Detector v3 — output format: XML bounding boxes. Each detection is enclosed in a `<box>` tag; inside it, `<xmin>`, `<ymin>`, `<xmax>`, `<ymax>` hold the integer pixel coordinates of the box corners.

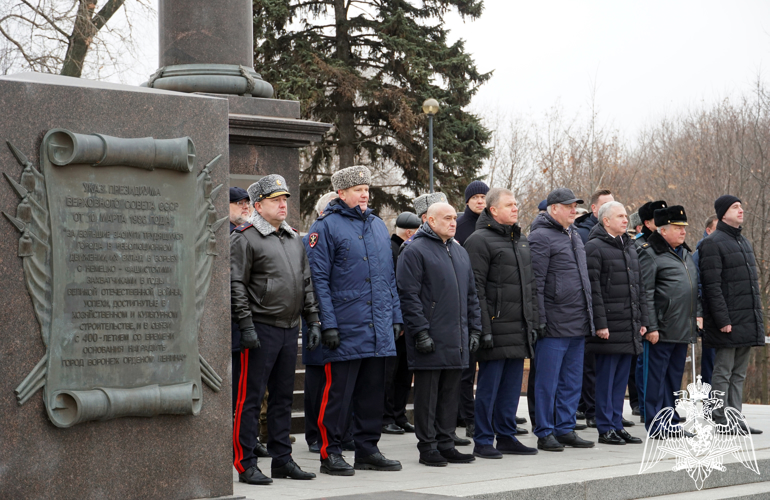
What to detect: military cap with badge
<box><xmin>248</xmin><ymin>174</ymin><xmax>291</xmax><ymax>204</ymax></box>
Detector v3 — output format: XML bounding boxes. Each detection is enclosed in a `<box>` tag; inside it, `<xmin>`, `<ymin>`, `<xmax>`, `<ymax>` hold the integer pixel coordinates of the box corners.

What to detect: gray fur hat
<box><xmin>629</xmin><ymin>211</ymin><xmax>642</xmax><ymax>228</ymax></box>
<box><xmin>414</xmin><ymin>192</ymin><xmax>448</xmax><ymax>217</ymax></box>
<box><xmin>248</xmin><ymin>174</ymin><xmax>291</xmax><ymax>204</ymax></box>
<box><xmin>331</xmin><ymin>165</ymin><xmax>372</xmax><ymax>191</ymax></box>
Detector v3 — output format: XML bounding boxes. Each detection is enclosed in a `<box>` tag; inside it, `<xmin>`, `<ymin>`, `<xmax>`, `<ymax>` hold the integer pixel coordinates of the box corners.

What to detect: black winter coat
<box><xmin>464</xmin><ymin>210</ymin><xmax>538</xmax><ymax>360</ymax></box>
<box><xmin>585</xmin><ymin>224</ymin><xmax>649</xmax><ymax>355</ymax></box>
<box><xmin>638</xmin><ymin>232</ymin><xmax>701</xmax><ymax>344</ymax></box>
<box><xmin>528</xmin><ymin>212</ymin><xmax>594</xmax><ymax>338</ymax></box>
<box><xmin>396</xmin><ymin>223</ymin><xmax>483</xmax><ymax>370</ymax></box>
<box><xmin>699</xmin><ymin>221</ymin><xmax>765</xmax><ymax>349</ymax></box>
<box><xmin>574</xmin><ymin>213</ymin><xmax>598</xmax><ymax>245</ymax></box>
<box><xmin>455</xmin><ymin>205</ymin><xmax>481</xmax><ymax>245</ymax></box>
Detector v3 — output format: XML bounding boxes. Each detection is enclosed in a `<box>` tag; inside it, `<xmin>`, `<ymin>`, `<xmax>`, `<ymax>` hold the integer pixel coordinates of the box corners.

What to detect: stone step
<box><xmin>641</xmin><ymin>480</ymin><xmax>770</xmax><ymax>499</ymax></box>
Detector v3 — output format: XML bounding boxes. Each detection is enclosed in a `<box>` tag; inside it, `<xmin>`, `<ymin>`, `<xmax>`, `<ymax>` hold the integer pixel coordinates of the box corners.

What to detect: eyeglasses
<box><xmin>233</xmin><ymin>200</ymin><xmax>250</xmax><ymax>207</ymax></box>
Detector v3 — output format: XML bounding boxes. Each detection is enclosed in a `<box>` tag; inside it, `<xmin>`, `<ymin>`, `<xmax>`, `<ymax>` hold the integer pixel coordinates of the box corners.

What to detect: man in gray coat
<box><xmin>529</xmin><ymin>188</ymin><xmax>595</xmax><ymax>452</ymax></box>
<box><xmin>638</xmin><ymin>206</ymin><xmax>701</xmax><ymax>433</ymax></box>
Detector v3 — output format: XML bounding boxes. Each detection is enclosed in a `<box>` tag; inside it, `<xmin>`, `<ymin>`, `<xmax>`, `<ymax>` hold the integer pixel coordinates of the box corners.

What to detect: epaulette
<box><xmin>233</xmin><ymin>223</ymin><xmax>253</xmax><ymax>233</ymax></box>
<box><xmin>291</xmin><ymin>227</ymin><xmax>299</xmax><ymax>233</ymax></box>
<box><xmin>642</xmin><ymin>243</ymin><xmax>649</xmax><ymax>248</ymax></box>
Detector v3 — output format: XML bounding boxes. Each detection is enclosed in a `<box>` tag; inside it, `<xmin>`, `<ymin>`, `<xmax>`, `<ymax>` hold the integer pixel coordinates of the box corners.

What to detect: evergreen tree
<box><xmin>253</xmin><ymin>0</ymin><xmax>492</xmax><ymax>216</ymax></box>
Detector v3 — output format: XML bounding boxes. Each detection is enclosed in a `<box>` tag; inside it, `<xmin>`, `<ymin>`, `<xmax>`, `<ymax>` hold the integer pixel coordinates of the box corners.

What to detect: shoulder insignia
<box><xmin>642</xmin><ymin>243</ymin><xmax>650</xmax><ymax>248</ymax></box>
<box><xmin>308</xmin><ymin>232</ymin><xmax>319</xmax><ymax>248</ymax></box>
<box><xmin>291</xmin><ymin>227</ymin><xmax>299</xmax><ymax>233</ymax></box>
<box><xmin>234</xmin><ymin>223</ymin><xmax>253</xmax><ymax>233</ymax></box>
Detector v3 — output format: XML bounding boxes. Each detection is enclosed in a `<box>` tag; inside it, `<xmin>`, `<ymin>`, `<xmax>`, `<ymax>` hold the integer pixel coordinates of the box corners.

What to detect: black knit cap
<box><xmin>714</xmin><ymin>195</ymin><xmax>741</xmax><ymax>220</ymax></box>
<box><xmin>653</xmin><ymin>205</ymin><xmax>688</xmax><ymax>227</ymax></box>
<box><xmin>639</xmin><ymin>200</ymin><xmax>667</xmax><ymax>222</ymax></box>
<box><xmin>395</xmin><ymin>212</ymin><xmax>421</xmax><ymax>229</ymax></box>
<box><xmin>465</xmin><ymin>180</ymin><xmax>490</xmax><ymax>203</ymax></box>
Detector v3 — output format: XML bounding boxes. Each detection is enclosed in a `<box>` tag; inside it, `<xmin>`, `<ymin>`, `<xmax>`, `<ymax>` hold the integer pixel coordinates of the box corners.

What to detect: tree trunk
<box><xmin>60</xmin><ymin>0</ymin><xmax>126</xmax><ymax>77</ymax></box>
<box><xmin>333</xmin><ymin>0</ymin><xmax>355</xmax><ymax>168</ymax></box>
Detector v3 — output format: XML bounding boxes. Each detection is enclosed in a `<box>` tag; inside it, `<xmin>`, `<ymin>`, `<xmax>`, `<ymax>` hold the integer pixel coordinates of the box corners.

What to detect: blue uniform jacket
<box><xmin>304</xmin><ymin>198</ymin><xmax>402</xmax><ymax>363</ymax></box>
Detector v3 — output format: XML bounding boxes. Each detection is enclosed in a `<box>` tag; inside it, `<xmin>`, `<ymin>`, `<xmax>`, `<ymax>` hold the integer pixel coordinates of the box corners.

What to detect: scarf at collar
<box><xmin>249</xmin><ymin>211</ymin><xmax>297</xmax><ymax>238</ymax></box>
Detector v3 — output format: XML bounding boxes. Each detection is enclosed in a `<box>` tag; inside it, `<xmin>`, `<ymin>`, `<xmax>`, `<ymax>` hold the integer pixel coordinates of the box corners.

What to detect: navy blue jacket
<box><xmin>574</xmin><ymin>212</ymin><xmax>598</xmax><ymax>245</ymax></box>
<box><xmin>528</xmin><ymin>212</ymin><xmax>594</xmax><ymax>338</ymax></box>
<box><xmin>455</xmin><ymin>205</ymin><xmax>481</xmax><ymax>246</ymax></box>
<box><xmin>397</xmin><ymin>223</ymin><xmax>482</xmax><ymax>370</ymax></box>
<box><xmin>304</xmin><ymin>199</ymin><xmax>402</xmax><ymax>363</ymax></box>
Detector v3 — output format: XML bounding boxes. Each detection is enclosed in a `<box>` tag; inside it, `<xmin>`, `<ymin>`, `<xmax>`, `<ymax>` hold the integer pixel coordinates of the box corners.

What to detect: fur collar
<box><xmin>249</xmin><ymin>211</ymin><xmax>297</xmax><ymax>238</ymax></box>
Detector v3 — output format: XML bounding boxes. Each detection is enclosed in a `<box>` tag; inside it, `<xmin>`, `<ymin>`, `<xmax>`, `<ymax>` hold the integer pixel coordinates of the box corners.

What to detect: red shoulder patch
<box><xmin>308</xmin><ymin>232</ymin><xmax>319</xmax><ymax>248</ymax></box>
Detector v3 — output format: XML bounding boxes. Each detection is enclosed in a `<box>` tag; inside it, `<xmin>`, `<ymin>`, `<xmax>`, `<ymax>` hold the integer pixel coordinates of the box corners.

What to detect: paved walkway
<box><xmin>232</xmin><ymin>399</ymin><xmax>770</xmax><ymax>500</ymax></box>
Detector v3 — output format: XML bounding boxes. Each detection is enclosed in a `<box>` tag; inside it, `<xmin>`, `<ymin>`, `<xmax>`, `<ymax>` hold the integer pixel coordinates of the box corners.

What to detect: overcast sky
<box><xmin>128</xmin><ymin>1</ymin><xmax>770</xmax><ymax>142</ymax></box>
<box><xmin>443</xmin><ymin>0</ymin><xmax>770</xmax><ymax>140</ymax></box>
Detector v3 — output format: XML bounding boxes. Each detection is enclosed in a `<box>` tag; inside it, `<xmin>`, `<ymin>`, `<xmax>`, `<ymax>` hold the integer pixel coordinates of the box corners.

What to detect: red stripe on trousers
<box><xmin>233</xmin><ymin>349</ymin><xmax>249</xmax><ymax>473</ymax></box>
<box><xmin>317</xmin><ymin>362</ymin><xmax>333</xmax><ymax>459</ymax></box>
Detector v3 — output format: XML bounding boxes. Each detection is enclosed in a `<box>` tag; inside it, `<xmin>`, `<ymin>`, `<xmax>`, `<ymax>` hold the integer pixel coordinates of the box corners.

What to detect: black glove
<box><xmin>322</xmin><ymin>328</ymin><xmax>340</xmax><ymax>350</ymax></box>
<box><xmin>239</xmin><ymin>325</ymin><xmax>260</xmax><ymax>352</ymax></box>
<box><xmin>306</xmin><ymin>323</ymin><xmax>321</xmax><ymax>351</ymax></box>
<box><xmin>480</xmin><ymin>332</ymin><xmax>493</xmax><ymax>349</ymax></box>
<box><xmin>414</xmin><ymin>330</ymin><xmax>435</xmax><ymax>353</ymax></box>
<box><xmin>393</xmin><ymin>323</ymin><xmax>403</xmax><ymax>340</ymax></box>
<box><xmin>469</xmin><ymin>330</ymin><xmax>481</xmax><ymax>353</ymax></box>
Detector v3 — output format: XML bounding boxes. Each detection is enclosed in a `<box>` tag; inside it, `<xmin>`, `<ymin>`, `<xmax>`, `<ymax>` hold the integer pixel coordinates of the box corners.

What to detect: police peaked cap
<box><xmin>653</xmin><ymin>205</ymin><xmax>688</xmax><ymax>227</ymax></box>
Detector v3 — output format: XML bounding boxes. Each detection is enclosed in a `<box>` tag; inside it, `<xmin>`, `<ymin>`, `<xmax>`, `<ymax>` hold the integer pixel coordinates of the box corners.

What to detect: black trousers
<box><xmin>317</xmin><ymin>356</ymin><xmax>387</xmax><ymax>460</ymax></box>
<box><xmin>577</xmin><ymin>351</ymin><xmax>596</xmax><ymax>418</ymax></box>
<box><xmin>383</xmin><ymin>335</ymin><xmax>412</xmax><ymax>427</ymax></box>
<box><xmin>414</xmin><ymin>369</ymin><xmax>462</xmax><ymax>453</ymax></box>
<box><xmin>628</xmin><ymin>354</ymin><xmax>639</xmax><ymax>410</ymax></box>
<box><xmin>233</xmin><ymin>323</ymin><xmax>297</xmax><ymax>472</ymax></box>
<box><xmin>304</xmin><ymin>364</ymin><xmax>324</xmax><ymax>446</ymax></box>
<box><xmin>457</xmin><ymin>351</ymin><xmax>476</xmax><ymax>425</ymax></box>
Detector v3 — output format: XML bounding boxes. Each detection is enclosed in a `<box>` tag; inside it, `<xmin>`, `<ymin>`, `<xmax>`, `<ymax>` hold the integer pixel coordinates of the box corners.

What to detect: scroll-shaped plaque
<box><xmin>3</xmin><ymin>129</ymin><xmax>226</xmax><ymax>428</ymax></box>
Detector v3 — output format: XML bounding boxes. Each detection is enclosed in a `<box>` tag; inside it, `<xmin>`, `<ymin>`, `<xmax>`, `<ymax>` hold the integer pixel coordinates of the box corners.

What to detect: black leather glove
<box><xmin>414</xmin><ymin>330</ymin><xmax>435</xmax><ymax>353</ymax></box>
<box><xmin>469</xmin><ymin>330</ymin><xmax>481</xmax><ymax>353</ymax></box>
<box><xmin>480</xmin><ymin>332</ymin><xmax>493</xmax><ymax>350</ymax></box>
<box><xmin>306</xmin><ymin>323</ymin><xmax>321</xmax><ymax>351</ymax></box>
<box><xmin>239</xmin><ymin>325</ymin><xmax>260</xmax><ymax>352</ymax></box>
<box><xmin>322</xmin><ymin>328</ymin><xmax>340</xmax><ymax>350</ymax></box>
<box><xmin>393</xmin><ymin>323</ymin><xmax>403</xmax><ymax>340</ymax></box>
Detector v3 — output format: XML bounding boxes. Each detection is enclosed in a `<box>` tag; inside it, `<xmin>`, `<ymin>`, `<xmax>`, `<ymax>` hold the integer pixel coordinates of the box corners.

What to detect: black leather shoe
<box><xmin>515</xmin><ymin>427</ymin><xmax>529</xmax><ymax>435</ymax></box>
<box><xmin>419</xmin><ymin>449</ymin><xmax>447</xmax><ymax>467</ymax></box>
<box><xmin>496</xmin><ymin>436</ymin><xmax>537</xmax><ymax>455</ymax></box>
<box><xmin>354</xmin><ymin>452</ymin><xmax>402</xmax><ymax>471</ymax></box>
<box><xmin>537</xmin><ymin>434</ymin><xmax>564</xmax><ymax>452</ymax></box>
<box><xmin>632</xmin><ymin>407</ymin><xmax>641</xmax><ymax>416</ymax></box>
<box><xmin>465</xmin><ymin>421</ymin><xmax>475</xmax><ymax>438</ymax></box>
<box><xmin>451</xmin><ymin>431</ymin><xmax>471</xmax><ymax>446</ymax></box>
<box><xmin>516</xmin><ymin>416</ymin><xmax>528</xmax><ymax>424</ymax></box>
<box><xmin>574</xmin><ymin>423</ymin><xmax>587</xmax><ymax>431</ymax></box>
<box><xmin>621</xmin><ymin>417</ymin><xmax>635</xmax><ymax>427</ymax></box>
<box><xmin>400</xmin><ymin>422</ymin><xmax>416</xmax><ymax>433</ymax></box>
<box><xmin>576</xmin><ymin>411</ymin><xmax>586</xmax><ymax>420</ymax></box>
<box><xmin>342</xmin><ymin>440</ymin><xmax>355</xmax><ymax>451</ymax></box>
<box><xmin>308</xmin><ymin>441</ymin><xmax>321</xmax><ymax>453</ymax></box>
<box><xmin>598</xmin><ymin>430</ymin><xmax>625</xmax><ymax>445</ymax></box>
<box><xmin>320</xmin><ymin>454</ymin><xmax>354</xmax><ymax>476</ymax></box>
<box><xmin>254</xmin><ymin>441</ymin><xmax>270</xmax><ymax>458</ymax></box>
<box><xmin>439</xmin><ymin>447</ymin><xmax>475</xmax><ymax>463</ymax></box>
<box><xmin>382</xmin><ymin>423</ymin><xmax>405</xmax><ymax>435</ymax></box>
<box><xmin>586</xmin><ymin>416</ymin><xmax>597</xmax><ymax>428</ymax></box>
<box><xmin>739</xmin><ymin>423</ymin><xmax>763</xmax><ymax>435</ymax></box>
<box><xmin>239</xmin><ymin>465</ymin><xmax>273</xmax><ymax>485</ymax></box>
<box><xmin>616</xmin><ymin>429</ymin><xmax>642</xmax><ymax>444</ymax></box>
<box><xmin>556</xmin><ymin>431</ymin><xmax>595</xmax><ymax>448</ymax></box>
<box><xmin>272</xmin><ymin>460</ymin><xmax>316</xmax><ymax>480</ymax></box>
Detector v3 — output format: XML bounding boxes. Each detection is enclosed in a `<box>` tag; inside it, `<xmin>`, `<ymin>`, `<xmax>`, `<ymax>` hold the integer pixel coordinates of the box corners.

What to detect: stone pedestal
<box><xmin>0</xmin><ymin>73</ymin><xmax>234</xmax><ymax>500</ymax></box>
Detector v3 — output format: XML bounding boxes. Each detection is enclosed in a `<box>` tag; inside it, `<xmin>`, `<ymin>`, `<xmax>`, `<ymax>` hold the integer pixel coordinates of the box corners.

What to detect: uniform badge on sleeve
<box><xmin>309</xmin><ymin>233</ymin><xmax>319</xmax><ymax>248</ymax></box>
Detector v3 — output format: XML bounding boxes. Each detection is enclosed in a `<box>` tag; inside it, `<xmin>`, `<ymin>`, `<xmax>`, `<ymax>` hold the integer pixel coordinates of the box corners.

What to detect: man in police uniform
<box><xmin>305</xmin><ymin>165</ymin><xmax>404</xmax><ymax>476</ymax></box>
<box><xmin>231</xmin><ymin>175</ymin><xmax>322</xmax><ymax>485</ymax></box>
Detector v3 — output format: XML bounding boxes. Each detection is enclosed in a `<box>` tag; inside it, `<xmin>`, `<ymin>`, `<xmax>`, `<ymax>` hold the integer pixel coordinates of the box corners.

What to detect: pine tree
<box><xmin>253</xmin><ymin>0</ymin><xmax>492</xmax><ymax>216</ymax></box>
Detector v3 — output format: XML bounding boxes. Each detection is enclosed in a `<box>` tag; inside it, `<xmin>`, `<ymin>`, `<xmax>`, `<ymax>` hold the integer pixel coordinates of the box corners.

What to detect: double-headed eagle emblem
<box><xmin>640</xmin><ymin>376</ymin><xmax>760</xmax><ymax>489</ymax></box>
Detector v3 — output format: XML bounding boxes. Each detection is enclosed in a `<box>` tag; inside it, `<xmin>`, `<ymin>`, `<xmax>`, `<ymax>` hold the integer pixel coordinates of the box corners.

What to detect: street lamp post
<box><xmin>422</xmin><ymin>98</ymin><xmax>440</xmax><ymax>193</ymax></box>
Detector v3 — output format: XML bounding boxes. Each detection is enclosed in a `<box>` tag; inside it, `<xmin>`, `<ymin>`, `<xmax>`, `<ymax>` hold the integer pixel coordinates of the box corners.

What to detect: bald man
<box><xmin>397</xmin><ymin>203</ymin><xmax>483</xmax><ymax>466</ymax></box>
